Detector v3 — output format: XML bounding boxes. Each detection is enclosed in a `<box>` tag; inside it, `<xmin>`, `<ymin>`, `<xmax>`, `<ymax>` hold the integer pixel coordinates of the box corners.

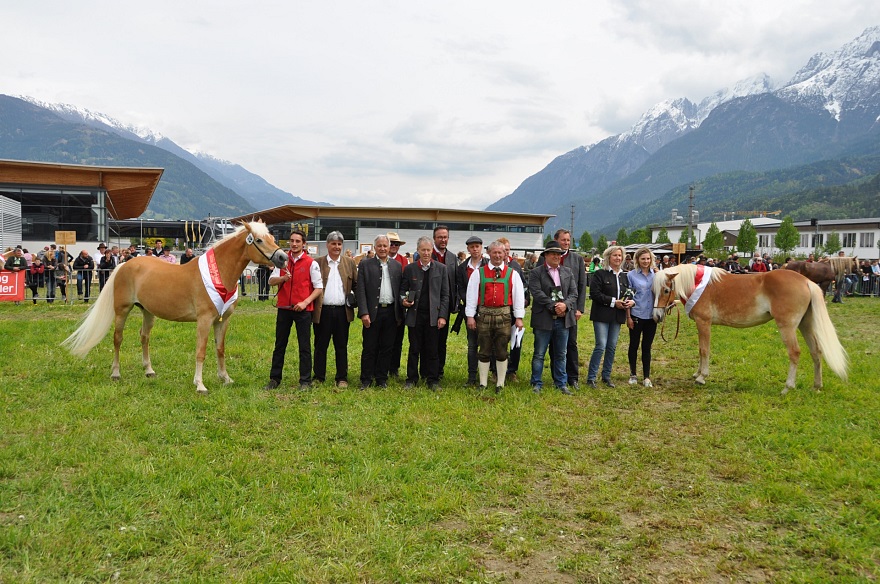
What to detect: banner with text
<box><xmin>0</xmin><ymin>271</ymin><xmax>26</xmax><ymax>302</ymax></box>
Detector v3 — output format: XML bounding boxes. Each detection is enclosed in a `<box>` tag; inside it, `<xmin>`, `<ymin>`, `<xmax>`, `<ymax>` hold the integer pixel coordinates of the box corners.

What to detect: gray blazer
<box><xmin>538</xmin><ymin>251</ymin><xmax>587</xmax><ymax>312</ymax></box>
<box><xmin>399</xmin><ymin>261</ymin><xmax>450</xmax><ymax>327</ymax></box>
<box><xmin>529</xmin><ymin>263</ymin><xmax>578</xmax><ymax>330</ymax></box>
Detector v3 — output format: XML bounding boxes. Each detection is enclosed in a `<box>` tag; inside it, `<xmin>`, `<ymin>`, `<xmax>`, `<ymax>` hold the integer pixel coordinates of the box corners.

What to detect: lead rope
<box><xmin>659</xmin><ymin>303</ymin><xmax>680</xmax><ymax>342</ymax></box>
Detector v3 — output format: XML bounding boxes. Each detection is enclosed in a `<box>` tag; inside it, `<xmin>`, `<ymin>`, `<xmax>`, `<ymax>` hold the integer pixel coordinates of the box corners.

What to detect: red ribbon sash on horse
<box><xmin>684</xmin><ymin>265</ymin><xmax>712</xmax><ymax>316</ymax></box>
<box><xmin>198</xmin><ymin>248</ymin><xmax>239</xmax><ymax>318</ymax></box>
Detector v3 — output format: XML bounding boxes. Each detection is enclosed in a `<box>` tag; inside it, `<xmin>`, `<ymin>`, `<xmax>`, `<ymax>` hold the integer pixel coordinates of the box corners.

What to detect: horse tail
<box><xmin>807</xmin><ymin>282</ymin><xmax>849</xmax><ymax>381</ymax></box>
<box><xmin>62</xmin><ymin>269</ymin><xmax>119</xmax><ymax>357</ymax></box>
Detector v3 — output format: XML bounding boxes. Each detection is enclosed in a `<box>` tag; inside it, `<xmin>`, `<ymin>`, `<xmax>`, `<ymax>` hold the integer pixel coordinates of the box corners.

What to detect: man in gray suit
<box><xmin>400</xmin><ymin>236</ymin><xmax>450</xmax><ymax>390</ymax></box>
<box><xmin>356</xmin><ymin>234</ymin><xmax>402</xmax><ymax>389</ymax></box>
<box><xmin>529</xmin><ymin>240</ymin><xmax>578</xmax><ymax>394</ymax></box>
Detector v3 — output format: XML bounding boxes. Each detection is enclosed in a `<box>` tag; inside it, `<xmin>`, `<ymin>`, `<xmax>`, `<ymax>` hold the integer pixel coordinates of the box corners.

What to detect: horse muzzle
<box><xmin>271</xmin><ymin>250</ymin><xmax>288</xmax><ymax>269</ymax></box>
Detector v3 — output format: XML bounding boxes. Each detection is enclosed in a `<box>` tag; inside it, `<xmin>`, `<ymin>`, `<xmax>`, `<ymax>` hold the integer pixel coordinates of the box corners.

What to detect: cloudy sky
<box><xmin>3</xmin><ymin>1</ymin><xmax>879</xmax><ymax>210</ymax></box>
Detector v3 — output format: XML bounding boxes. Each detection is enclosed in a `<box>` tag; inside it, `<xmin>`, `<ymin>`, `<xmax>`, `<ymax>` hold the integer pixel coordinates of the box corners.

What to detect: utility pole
<box><xmin>570</xmin><ymin>204</ymin><xmax>575</xmax><ymax>240</ymax></box>
<box><xmin>687</xmin><ymin>185</ymin><xmax>695</xmax><ymax>248</ymax></box>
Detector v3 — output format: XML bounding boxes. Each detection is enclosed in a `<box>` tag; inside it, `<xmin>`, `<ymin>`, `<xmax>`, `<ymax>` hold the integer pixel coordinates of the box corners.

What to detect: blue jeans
<box><xmin>588</xmin><ymin>320</ymin><xmax>622</xmax><ymax>382</ymax></box>
<box><xmin>530</xmin><ymin>319</ymin><xmax>569</xmax><ymax>389</ymax></box>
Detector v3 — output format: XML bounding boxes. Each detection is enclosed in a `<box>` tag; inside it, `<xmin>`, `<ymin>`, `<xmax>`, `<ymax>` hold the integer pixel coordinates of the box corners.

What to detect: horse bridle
<box><xmin>655</xmin><ymin>276</ymin><xmax>681</xmax><ymax>342</ymax></box>
<box><xmin>245</xmin><ymin>232</ymin><xmax>285</xmax><ymax>266</ymax></box>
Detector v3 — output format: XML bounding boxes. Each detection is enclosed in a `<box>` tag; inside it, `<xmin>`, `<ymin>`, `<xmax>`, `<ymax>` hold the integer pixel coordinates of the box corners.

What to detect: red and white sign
<box><xmin>0</xmin><ymin>271</ymin><xmax>26</xmax><ymax>302</ymax></box>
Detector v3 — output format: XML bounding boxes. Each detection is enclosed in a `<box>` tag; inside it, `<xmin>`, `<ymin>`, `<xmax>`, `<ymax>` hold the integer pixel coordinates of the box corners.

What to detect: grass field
<box><xmin>1</xmin><ymin>295</ymin><xmax>878</xmax><ymax>583</ymax></box>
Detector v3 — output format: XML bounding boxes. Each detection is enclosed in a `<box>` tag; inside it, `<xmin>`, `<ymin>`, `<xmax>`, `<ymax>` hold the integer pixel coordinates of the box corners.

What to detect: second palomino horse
<box><xmin>652</xmin><ymin>265</ymin><xmax>847</xmax><ymax>393</ymax></box>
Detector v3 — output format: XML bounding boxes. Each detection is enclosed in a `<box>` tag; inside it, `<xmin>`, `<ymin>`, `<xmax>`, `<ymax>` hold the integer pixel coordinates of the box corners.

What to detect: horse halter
<box><xmin>245</xmin><ymin>232</ymin><xmax>287</xmax><ymax>267</ymax></box>
<box><xmin>654</xmin><ymin>276</ymin><xmax>678</xmax><ymax>316</ymax></box>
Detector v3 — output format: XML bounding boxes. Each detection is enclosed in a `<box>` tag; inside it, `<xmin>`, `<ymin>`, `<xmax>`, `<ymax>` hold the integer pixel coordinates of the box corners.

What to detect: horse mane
<box><xmin>826</xmin><ymin>256</ymin><xmax>857</xmax><ymax>277</ymax></box>
<box><xmin>654</xmin><ymin>264</ymin><xmax>727</xmax><ymax>299</ymax></box>
<box><xmin>209</xmin><ymin>219</ymin><xmax>270</xmax><ymax>250</ymax></box>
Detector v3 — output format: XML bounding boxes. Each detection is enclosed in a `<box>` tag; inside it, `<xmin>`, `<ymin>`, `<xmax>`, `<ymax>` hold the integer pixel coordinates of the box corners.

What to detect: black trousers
<box><xmin>628</xmin><ymin>316</ymin><xmax>658</xmax><ymax>378</ymax></box>
<box><xmin>466</xmin><ymin>326</ymin><xmax>479</xmax><ymax>382</ymax></box>
<box><xmin>390</xmin><ymin>320</ymin><xmax>406</xmax><ymax>376</ymax></box>
<box><xmin>360</xmin><ymin>306</ymin><xmax>397</xmax><ymax>385</ymax></box>
<box><xmin>269</xmin><ymin>309</ymin><xmax>313</xmax><ymax>384</ymax></box>
<box><xmin>406</xmin><ymin>312</ymin><xmax>440</xmax><ymax>385</ymax></box>
<box><xmin>313</xmin><ymin>305</ymin><xmax>350</xmax><ymax>382</ymax></box>
<box><xmin>437</xmin><ymin>323</ymin><xmax>450</xmax><ymax>378</ymax></box>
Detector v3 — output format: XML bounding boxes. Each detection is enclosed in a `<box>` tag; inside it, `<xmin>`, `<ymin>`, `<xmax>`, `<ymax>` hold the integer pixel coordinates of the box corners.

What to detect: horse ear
<box><xmin>667</xmin><ymin>272</ymin><xmax>679</xmax><ymax>281</ymax></box>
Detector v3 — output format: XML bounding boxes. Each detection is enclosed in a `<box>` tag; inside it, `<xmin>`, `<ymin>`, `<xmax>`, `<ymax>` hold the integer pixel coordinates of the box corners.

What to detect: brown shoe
<box><xmin>336</xmin><ymin>380</ymin><xmax>349</xmax><ymax>389</ymax></box>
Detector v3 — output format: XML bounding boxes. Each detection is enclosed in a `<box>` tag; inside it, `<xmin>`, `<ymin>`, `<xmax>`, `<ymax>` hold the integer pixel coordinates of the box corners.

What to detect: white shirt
<box><xmin>323</xmin><ymin>256</ymin><xmax>345</xmax><ymax>306</ymax></box>
<box><xmin>464</xmin><ymin>262</ymin><xmax>525</xmax><ymax>319</ymax></box>
<box><xmin>378</xmin><ymin>259</ymin><xmax>394</xmax><ymax>304</ymax></box>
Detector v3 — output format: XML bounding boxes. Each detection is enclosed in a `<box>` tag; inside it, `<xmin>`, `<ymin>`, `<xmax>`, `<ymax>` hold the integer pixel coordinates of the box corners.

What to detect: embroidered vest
<box><xmin>277</xmin><ymin>254</ymin><xmax>315</xmax><ymax>311</ymax></box>
<box><xmin>478</xmin><ymin>264</ymin><xmax>513</xmax><ymax>307</ymax></box>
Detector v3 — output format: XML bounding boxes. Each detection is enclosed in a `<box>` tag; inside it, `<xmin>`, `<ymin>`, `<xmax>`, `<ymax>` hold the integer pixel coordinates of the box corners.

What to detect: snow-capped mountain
<box><xmin>776</xmin><ymin>26</ymin><xmax>880</xmax><ymax>122</ymax></box>
<box><xmin>489</xmin><ymin>27</ymin><xmax>880</xmax><ymax>235</ymax></box>
<box><xmin>18</xmin><ymin>96</ymin><xmax>327</xmax><ymax>210</ymax></box>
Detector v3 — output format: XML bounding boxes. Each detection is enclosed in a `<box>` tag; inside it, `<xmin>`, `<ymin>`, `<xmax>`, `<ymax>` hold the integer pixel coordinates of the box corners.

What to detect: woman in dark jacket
<box><xmin>98</xmin><ymin>250</ymin><xmax>116</xmax><ymax>291</ymax></box>
<box><xmin>586</xmin><ymin>245</ymin><xmax>634</xmax><ymax>388</ymax></box>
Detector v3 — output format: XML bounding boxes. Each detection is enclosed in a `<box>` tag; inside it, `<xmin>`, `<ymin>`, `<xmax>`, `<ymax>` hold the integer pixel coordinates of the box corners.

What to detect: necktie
<box><xmin>494</xmin><ymin>267</ymin><xmax>501</xmax><ymax>279</ymax></box>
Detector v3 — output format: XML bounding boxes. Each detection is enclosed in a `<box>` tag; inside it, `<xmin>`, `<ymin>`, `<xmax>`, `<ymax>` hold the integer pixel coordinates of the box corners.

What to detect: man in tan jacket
<box><xmin>313</xmin><ymin>231</ymin><xmax>357</xmax><ymax>388</ymax></box>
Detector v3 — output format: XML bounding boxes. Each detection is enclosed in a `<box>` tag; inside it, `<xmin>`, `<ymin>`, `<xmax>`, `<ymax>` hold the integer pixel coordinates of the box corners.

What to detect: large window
<box><xmin>860</xmin><ymin>232</ymin><xmax>875</xmax><ymax>248</ymax></box>
<box><xmin>0</xmin><ymin>186</ymin><xmax>106</xmax><ymax>242</ymax></box>
<box><xmin>842</xmin><ymin>233</ymin><xmax>857</xmax><ymax>248</ymax></box>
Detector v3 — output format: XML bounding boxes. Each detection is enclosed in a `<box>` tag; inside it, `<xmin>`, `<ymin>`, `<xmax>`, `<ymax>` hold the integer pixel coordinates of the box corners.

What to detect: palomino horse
<box><xmin>63</xmin><ymin>221</ymin><xmax>287</xmax><ymax>393</ymax></box>
<box><xmin>652</xmin><ymin>265</ymin><xmax>847</xmax><ymax>393</ymax></box>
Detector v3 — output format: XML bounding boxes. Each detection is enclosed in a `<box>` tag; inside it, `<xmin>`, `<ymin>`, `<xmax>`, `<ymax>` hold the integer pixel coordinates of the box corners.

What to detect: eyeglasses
<box><xmin>390</xmin><ymin>242</ymin><xmax>401</xmax><ymax>246</ymax></box>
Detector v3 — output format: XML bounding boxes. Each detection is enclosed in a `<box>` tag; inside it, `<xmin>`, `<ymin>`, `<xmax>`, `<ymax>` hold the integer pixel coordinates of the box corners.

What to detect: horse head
<box><xmin>652</xmin><ymin>271</ymin><xmax>680</xmax><ymax>322</ymax></box>
<box><xmin>242</xmin><ymin>221</ymin><xmax>288</xmax><ymax>269</ymax></box>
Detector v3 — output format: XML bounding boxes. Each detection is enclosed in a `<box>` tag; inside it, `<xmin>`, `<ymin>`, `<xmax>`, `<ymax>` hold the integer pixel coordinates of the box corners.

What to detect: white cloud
<box><xmin>2</xmin><ymin>1</ymin><xmax>879</xmax><ymax>211</ymax></box>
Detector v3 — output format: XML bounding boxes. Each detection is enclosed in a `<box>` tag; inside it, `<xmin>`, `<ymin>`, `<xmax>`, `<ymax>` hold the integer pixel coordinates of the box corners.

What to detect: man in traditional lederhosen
<box><xmin>465</xmin><ymin>240</ymin><xmax>525</xmax><ymax>393</ymax></box>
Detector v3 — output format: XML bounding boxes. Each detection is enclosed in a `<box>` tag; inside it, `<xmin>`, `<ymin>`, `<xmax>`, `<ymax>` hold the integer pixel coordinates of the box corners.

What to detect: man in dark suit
<box><xmin>455</xmin><ymin>235</ymin><xmax>487</xmax><ymax>386</ymax></box>
<box><xmin>537</xmin><ymin>228</ymin><xmax>588</xmax><ymax>388</ymax></box>
<box><xmin>313</xmin><ymin>231</ymin><xmax>358</xmax><ymax>388</ymax></box>
<box><xmin>400</xmin><ymin>236</ymin><xmax>450</xmax><ymax>390</ymax></box>
<box><xmin>529</xmin><ymin>241</ymin><xmax>578</xmax><ymax>394</ymax></box>
<box><xmin>430</xmin><ymin>225</ymin><xmax>457</xmax><ymax>379</ymax></box>
<box><xmin>356</xmin><ymin>234</ymin><xmax>403</xmax><ymax>389</ymax></box>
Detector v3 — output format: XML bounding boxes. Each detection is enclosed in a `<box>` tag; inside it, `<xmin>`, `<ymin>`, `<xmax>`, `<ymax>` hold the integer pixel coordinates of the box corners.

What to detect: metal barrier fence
<box><xmin>19</xmin><ymin>265</ymin><xmax>278</xmax><ymax>305</ymax></box>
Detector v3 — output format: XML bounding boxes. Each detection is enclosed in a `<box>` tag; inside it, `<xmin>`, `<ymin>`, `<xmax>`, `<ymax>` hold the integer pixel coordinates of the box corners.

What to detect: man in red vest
<box><xmin>265</xmin><ymin>229</ymin><xmax>323</xmax><ymax>390</ymax></box>
<box><xmin>464</xmin><ymin>240</ymin><xmax>525</xmax><ymax>393</ymax></box>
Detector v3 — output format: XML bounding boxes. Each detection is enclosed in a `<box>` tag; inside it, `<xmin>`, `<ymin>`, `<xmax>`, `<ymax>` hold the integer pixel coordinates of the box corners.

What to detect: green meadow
<box><xmin>1</xmin><ymin>296</ymin><xmax>878</xmax><ymax>583</ymax></box>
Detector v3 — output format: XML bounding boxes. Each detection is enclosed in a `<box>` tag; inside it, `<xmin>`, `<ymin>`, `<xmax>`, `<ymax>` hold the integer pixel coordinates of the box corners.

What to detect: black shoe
<box><xmin>559</xmin><ymin>386</ymin><xmax>573</xmax><ymax>395</ymax></box>
<box><xmin>428</xmin><ymin>382</ymin><xmax>441</xmax><ymax>391</ymax></box>
<box><xmin>586</xmin><ymin>379</ymin><xmax>598</xmax><ymax>389</ymax></box>
<box><xmin>359</xmin><ymin>383</ymin><xmax>369</xmax><ymax>391</ymax></box>
<box><xmin>479</xmin><ymin>385</ymin><xmax>488</xmax><ymax>391</ymax></box>
<box><xmin>404</xmin><ymin>381</ymin><xmax>416</xmax><ymax>389</ymax></box>
<box><xmin>378</xmin><ymin>381</ymin><xmax>388</xmax><ymax>388</ymax></box>
<box><xmin>465</xmin><ymin>379</ymin><xmax>478</xmax><ymax>388</ymax></box>
<box><xmin>571</xmin><ymin>380</ymin><xmax>580</xmax><ymax>390</ymax></box>
<box><xmin>602</xmin><ymin>378</ymin><xmax>616</xmax><ymax>388</ymax></box>
<box><xmin>532</xmin><ymin>386</ymin><xmax>541</xmax><ymax>394</ymax></box>
<box><xmin>263</xmin><ymin>379</ymin><xmax>280</xmax><ymax>391</ymax></box>
<box><xmin>299</xmin><ymin>381</ymin><xmax>312</xmax><ymax>390</ymax></box>
<box><xmin>494</xmin><ymin>386</ymin><xmax>502</xmax><ymax>394</ymax></box>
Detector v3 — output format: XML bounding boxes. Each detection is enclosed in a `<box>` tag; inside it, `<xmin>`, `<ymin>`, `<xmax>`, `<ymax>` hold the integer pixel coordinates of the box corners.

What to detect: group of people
<box><xmin>261</xmin><ymin>227</ymin><xmax>663</xmax><ymax>395</ymax></box>
<box><xmin>2</xmin><ymin>241</ymin><xmax>197</xmax><ymax>304</ymax></box>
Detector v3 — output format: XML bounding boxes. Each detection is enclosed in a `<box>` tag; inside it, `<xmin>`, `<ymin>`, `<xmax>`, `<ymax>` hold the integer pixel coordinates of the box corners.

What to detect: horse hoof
<box><xmin>196</xmin><ymin>388</ymin><xmax>209</xmax><ymax>395</ymax></box>
<box><xmin>111</xmin><ymin>375</ymin><xmax>120</xmax><ymax>381</ymax></box>
<box><xmin>695</xmin><ymin>378</ymin><xmax>706</xmax><ymax>385</ymax></box>
<box><xmin>145</xmin><ymin>372</ymin><xmax>157</xmax><ymax>378</ymax></box>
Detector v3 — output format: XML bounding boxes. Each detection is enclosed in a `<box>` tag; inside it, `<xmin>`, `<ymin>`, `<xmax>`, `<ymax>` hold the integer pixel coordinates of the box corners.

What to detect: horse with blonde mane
<box><xmin>652</xmin><ymin>264</ymin><xmax>847</xmax><ymax>393</ymax></box>
<box><xmin>63</xmin><ymin>220</ymin><xmax>287</xmax><ymax>394</ymax></box>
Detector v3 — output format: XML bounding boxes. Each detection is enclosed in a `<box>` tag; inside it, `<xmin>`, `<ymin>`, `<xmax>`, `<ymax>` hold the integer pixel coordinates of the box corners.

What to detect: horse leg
<box><xmin>193</xmin><ymin>318</ymin><xmax>212</xmax><ymax>394</ymax></box>
<box><xmin>694</xmin><ymin>318</ymin><xmax>711</xmax><ymax>385</ymax></box>
<box><xmin>778</xmin><ymin>324</ymin><xmax>801</xmax><ymax>394</ymax></box>
<box><xmin>212</xmin><ymin>318</ymin><xmax>234</xmax><ymax>385</ymax></box>
<box><xmin>111</xmin><ymin>307</ymin><xmax>132</xmax><ymax>381</ymax></box>
<box><xmin>140</xmin><ymin>310</ymin><xmax>157</xmax><ymax>378</ymax></box>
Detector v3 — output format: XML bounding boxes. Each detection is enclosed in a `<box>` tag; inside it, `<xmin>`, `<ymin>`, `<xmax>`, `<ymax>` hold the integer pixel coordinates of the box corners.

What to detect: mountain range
<box><xmin>488</xmin><ymin>26</ymin><xmax>880</xmax><ymax>236</ymax></box>
<box><xmin>0</xmin><ymin>95</ymin><xmax>327</xmax><ymax>219</ymax></box>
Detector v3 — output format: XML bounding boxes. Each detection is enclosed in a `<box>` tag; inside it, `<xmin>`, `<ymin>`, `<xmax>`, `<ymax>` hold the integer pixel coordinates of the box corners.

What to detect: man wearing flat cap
<box><xmin>529</xmin><ymin>241</ymin><xmax>578</xmax><ymax>394</ymax></box>
<box><xmin>455</xmin><ymin>235</ymin><xmax>487</xmax><ymax>386</ymax></box>
<box><xmin>386</xmin><ymin>231</ymin><xmax>408</xmax><ymax>378</ymax></box>
<box><xmin>465</xmin><ymin>239</ymin><xmax>525</xmax><ymax>393</ymax></box>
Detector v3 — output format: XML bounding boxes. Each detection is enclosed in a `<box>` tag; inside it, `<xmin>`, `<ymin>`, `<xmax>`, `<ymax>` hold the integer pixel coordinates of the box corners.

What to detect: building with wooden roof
<box><xmin>0</xmin><ymin>159</ymin><xmax>162</xmax><ymax>250</ymax></box>
<box><xmin>229</xmin><ymin>204</ymin><xmax>553</xmax><ymax>256</ymax></box>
